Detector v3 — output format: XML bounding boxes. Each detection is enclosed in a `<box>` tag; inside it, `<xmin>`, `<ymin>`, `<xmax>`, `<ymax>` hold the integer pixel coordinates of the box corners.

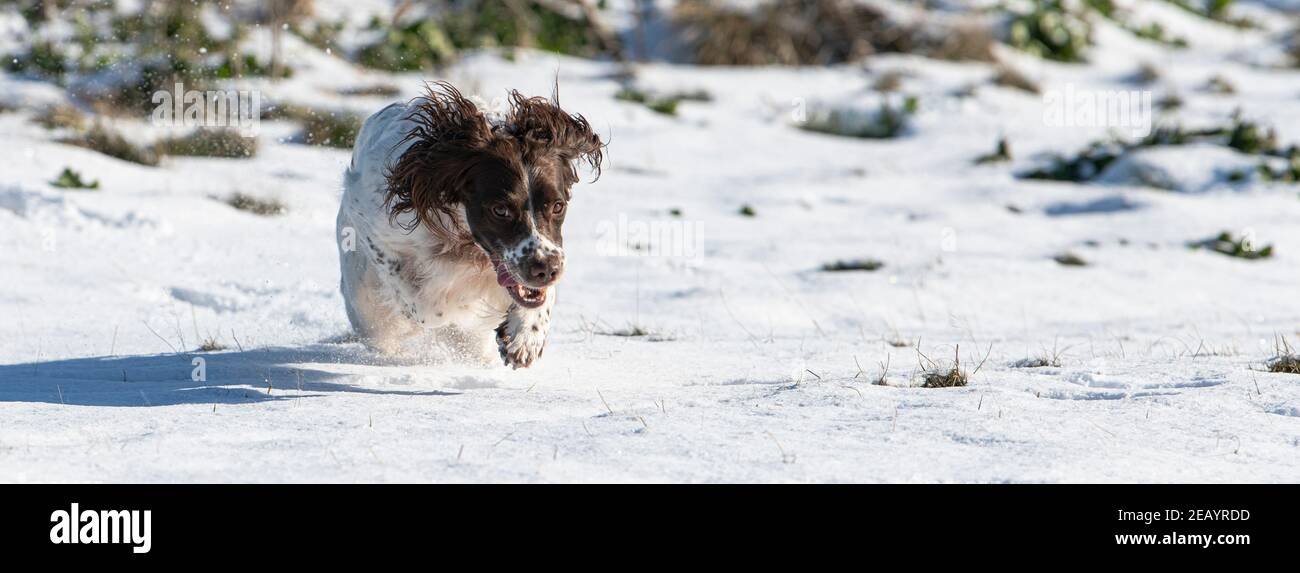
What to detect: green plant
<box><xmin>1161</xmin><ymin>0</ymin><xmax>1255</xmax><ymax>28</ymax></box>
<box><xmin>1188</xmin><ymin>231</ymin><xmax>1273</xmax><ymax>260</ymax></box>
<box><xmin>1021</xmin><ymin>142</ymin><xmax>1124</xmax><ymax>182</ymax></box>
<box><xmin>738</xmin><ymin>204</ymin><xmax>756</xmax><ymax>217</ymax></box>
<box><xmin>4</xmin><ymin>41</ymin><xmax>68</xmax><ymax>80</ymax></box>
<box><xmin>356</xmin><ymin>17</ymin><xmax>456</xmax><ymax>71</ymax></box>
<box><xmin>50</xmin><ymin>167</ymin><xmax>99</xmax><ymax>190</ymax></box>
<box><xmin>1007</xmin><ymin>1</ymin><xmax>1092</xmax><ymax>63</ymax></box>
<box><xmin>615</xmin><ymin>88</ymin><xmax>704</xmax><ymax>116</ymax></box>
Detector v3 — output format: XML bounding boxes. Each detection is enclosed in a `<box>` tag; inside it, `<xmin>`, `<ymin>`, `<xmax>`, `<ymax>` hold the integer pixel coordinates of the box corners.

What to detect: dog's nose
<box><xmin>527</xmin><ymin>257</ymin><xmax>563</xmax><ymax>284</ymax></box>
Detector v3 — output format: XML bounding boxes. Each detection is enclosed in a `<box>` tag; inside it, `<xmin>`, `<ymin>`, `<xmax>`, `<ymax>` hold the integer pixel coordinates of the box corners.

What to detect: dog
<box><xmin>336</xmin><ymin>82</ymin><xmax>602</xmax><ymax>368</ymax></box>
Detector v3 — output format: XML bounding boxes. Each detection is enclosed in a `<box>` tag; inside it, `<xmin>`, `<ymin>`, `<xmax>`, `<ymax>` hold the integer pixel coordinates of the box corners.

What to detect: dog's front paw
<box><xmin>496</xmin><ymin>314</ymin><xmax>546</xmax><ymax>369</ymax></box>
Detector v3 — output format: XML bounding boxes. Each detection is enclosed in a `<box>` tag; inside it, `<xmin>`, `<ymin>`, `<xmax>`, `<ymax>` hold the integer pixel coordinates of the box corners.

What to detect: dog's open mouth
<box><xmin>493</xmin><ymin>259</ymin><xmax>547</xmax><ymax>309</ymax></box>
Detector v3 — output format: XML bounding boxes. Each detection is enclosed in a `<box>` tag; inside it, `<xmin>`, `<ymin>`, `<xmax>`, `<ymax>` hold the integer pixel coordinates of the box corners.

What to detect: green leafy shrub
<box><xmin>357</xmin><ymin>17</ymin><xmax>456</xmax><ymax>71</ymax></box>
<box><xmin>50</xmin><ymin>167</ymin><xmax>99</xmax><ymax>190</ymax></box>
<box><xmin>1021</xmin><ymin>142</ymin><xmax>1124</xmax><ymax>182</ymax></box>
<box><xmin>1023</xmin><ymin>116</ymin><xmax>1290</xmax><ymax>183</ymax></box>
<box><xmin>1007</xmin><ymin>1</ymin><xmax>1092</xmax><ymax>63</ymax></box>
<box><xmin>355</xmin><ymin>2</ymin><xmax>605</xmax><ymax>72</ymax></box>
<box><xmin>4</xmin><ymin>41</ymin><xmax>69</xmax><ymax>80</ymax></box>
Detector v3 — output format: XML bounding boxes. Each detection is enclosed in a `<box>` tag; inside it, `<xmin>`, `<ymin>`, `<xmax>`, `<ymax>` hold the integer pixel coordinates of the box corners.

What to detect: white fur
<box><xmin>336</xmin><ymin>102</ymin><xmax>551</xmax><ymax>367</ymax></box>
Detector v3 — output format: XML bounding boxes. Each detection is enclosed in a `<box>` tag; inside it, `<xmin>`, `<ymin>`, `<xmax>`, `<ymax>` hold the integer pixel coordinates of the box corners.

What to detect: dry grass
<box><xmin>1012</xmin><ymin>341</ymin><xmax>1064</xmax><ymax>368</ymax></box>
<box><xmin>992</xmin><ymin>64</ymin><xmax>1040</xmax><ymax>94</ymax></box>
<box><xmin>60</xmin><ymin>122</ymin><xmax>160</xmax><ymax>166</ymax></box>
<box><xmin>914</xmin><ymin>345</ymin><xmax>978</xmax><ymax>389</ymax></box>
<box><xmin>1267</xmin><ymin>336</ymin><xmax>1300</xmax><ymax>374</ymax></box>
<box><xmin>33</xmin><ymin>103</ymin><xmax>86</xmax><ymax>130</ymax></box>
<box><xmin>674</xmin><ymin>1</ymin><xmax>994</xmax><ymax>66</ymax></box>
<box><xmin>335</xmin><ymin>84</ymin><xmax>402</xmax><ymax>97</ymax></box>
<box><xmin>223</xmin><ymin>193</ymin><xmax>286</xmax><ymax>216</ymax></box>
<box><xmin>297</xmin><ymin>109</ymin><xmax>362</xmax><ymax>148</ymax></box>
<box><xmin>197</xmin><ymin>337</ymin><xmax>228</xmax><ymax>352</ymax></box>
<box><xmin>1204</xmin><ymin>74</ymin><xmax>1236</xmax><ymax>95</ymax></box>
<box><xmin>821</xmin><ymin>258</ymin><xmax>885</xmax><ymax>272</ymax></box>
<box><xmin>974</xmin><ymin>137</ymin><xmax>1013</xmax><ymax>164</ymax></box>
<box><xmin>1054</xmin><ymin>252</ymin><xmax>1088</xmax><ymax>266</ymax></box>
<box><xmin>920</xmin><ymin>346</ymin><xmax>969</xmax><ymax>388</ymax></box>
<box><xmin>158</xmin><ymin>129</ymin><xmax>258</xmax><ymax>158</ymax></box>
<box><xmin>1132</xmin><ymin>61</ymin><xmax>1161</xmax><ymax>85</ymax></box>
<box><xmin>873</xmin><ymin>70</ymin><xmax>905</xmax><ymax>92</ymax></box>
<box><xmin>924</xmin><ymin>18</ymin><xmax>996</xmax><ymax>62</ymax></box>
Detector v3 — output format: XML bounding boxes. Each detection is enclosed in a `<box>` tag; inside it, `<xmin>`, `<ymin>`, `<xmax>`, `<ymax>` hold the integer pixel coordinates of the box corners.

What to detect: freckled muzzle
<box><xmin>492</xmin><ymin>256</ymin><xmax>560</xmax><ymax>309</ymax></box>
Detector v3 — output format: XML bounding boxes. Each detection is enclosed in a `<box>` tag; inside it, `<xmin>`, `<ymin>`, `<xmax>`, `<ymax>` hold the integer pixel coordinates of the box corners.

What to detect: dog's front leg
<box><xmin>495</xmin><ymin>295</ymin><xmax>554</xmax><ymax>369</ymax></box>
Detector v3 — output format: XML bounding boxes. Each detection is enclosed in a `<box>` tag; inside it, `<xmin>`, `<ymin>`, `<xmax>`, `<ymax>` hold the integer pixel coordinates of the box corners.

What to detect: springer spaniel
<box><xmin>336</xmin><ymin>82</ymin><xmax>603</xmax><ymax>368</ymax></box>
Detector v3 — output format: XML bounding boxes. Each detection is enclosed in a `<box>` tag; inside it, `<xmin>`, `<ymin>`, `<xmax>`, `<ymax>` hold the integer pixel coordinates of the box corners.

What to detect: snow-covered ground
<box><xmin>1</xmin><ymin>1</ymin><xmax>1299</xmax><ymax>482</ymax></box>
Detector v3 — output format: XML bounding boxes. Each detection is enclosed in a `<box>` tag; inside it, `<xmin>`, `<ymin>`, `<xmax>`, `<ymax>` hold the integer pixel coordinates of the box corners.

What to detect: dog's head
<box><xmin>385</xmin><ymin>83</ymin><xmax>603</xmax><ymax>309</ymax></box>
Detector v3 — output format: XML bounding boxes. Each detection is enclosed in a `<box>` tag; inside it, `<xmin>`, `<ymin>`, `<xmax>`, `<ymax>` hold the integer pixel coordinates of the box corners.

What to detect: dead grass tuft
<box><xmin>992</xmin><ymin>64</ymin><xmax>1040</xmax><ymax>94</ymax></box>
<box><xmin>822</xmin><ymin>258</ymin><xmax>885</xmax><ymax>272</ymax></box>
<box><xmin>918</xmin><ymin>345</ymin><xmax>969</xmax><ymax>389</ymax></box>
<box><xmin>1267</xmin><ymin>336</ymin><xmax>1300</xmax><ymax>374</ymax></box>
<box><xmin>1054</xmin><ymin>252</ymin><xmax>1088</xmax><ymax>266</ymax></box>
<box><xmin>222</xmin><ymin>193</ymin><xmax>286</xmax><ymax>216</ymax></box>
<box><xmin>60</xmin><ymin>122</ymin><xmax>160</xmax><ymax>166</ymax></box>
<box><xmin>158</xmin><ymin>129</ymin><xmax>258</xmax><ymax>158</ymax></box>
<box><xmin>33</xmin><ymin>103</ymin><xmax>86</xmax><ymax>130</ymax></box>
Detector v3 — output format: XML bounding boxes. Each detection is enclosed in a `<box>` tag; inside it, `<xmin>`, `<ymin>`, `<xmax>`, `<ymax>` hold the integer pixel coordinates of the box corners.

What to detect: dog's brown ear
<box><xmin>385</xmin><ymin>82</ymin><xmax>497</xmax><ymax>231</ymax></box>
<box><xmin>507</xmin><ymin>90</ymin><xmax>604</xmax><ymax>184</ymax></box>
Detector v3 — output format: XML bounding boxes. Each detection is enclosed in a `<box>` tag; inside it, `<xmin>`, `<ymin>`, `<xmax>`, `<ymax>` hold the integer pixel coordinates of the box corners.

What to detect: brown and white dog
<box><xmin>336</xmin><ymin>82</ymin><xmax>602</xmax><ymax>368</ymax></box>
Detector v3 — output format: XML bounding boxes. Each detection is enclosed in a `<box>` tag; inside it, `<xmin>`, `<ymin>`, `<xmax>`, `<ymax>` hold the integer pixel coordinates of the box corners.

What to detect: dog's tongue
<box><xmin>493</xmin><ymin>260</ymin><xmax>518</xmax><ymax>288</ymax></box>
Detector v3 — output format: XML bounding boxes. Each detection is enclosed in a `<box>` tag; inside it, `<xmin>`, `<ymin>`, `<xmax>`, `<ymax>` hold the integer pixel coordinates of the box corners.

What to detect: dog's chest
<box><xmin>401</xmin><ymin>256</ymin><xmax>511</xmax><ymax>327</ymax></box>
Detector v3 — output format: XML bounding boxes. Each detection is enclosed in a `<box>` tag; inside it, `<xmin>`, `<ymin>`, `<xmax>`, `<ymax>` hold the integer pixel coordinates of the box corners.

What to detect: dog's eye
<box><xmin>492</xmin><ymin>204</ymin><xmax>511</xmax><ymax>218</ymax></box>
<box><xmin>552</xmin><ymin>201</ymin><xmax>566</xmax><ymax>215</ymax></box>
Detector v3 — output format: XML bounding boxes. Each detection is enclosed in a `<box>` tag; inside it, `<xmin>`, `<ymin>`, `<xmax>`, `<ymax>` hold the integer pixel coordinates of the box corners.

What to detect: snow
<box><xmin>1</xmin><ymin>1</ymin><xmax>1299</xmax><ymax>483</ymax></box>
